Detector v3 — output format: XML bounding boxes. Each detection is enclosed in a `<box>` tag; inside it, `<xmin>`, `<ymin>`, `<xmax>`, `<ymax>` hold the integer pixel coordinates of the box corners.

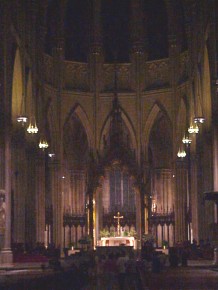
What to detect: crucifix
<box><xmin>114</xmin><ymin>211</ymin><xmax>123</xmax><ymax>237</ymax></box>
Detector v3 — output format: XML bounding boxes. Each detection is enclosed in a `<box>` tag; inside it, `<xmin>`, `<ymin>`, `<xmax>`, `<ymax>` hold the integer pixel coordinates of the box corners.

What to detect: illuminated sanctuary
<box><xmin>0</xmin><ymin>0</ymin><xmax>218</xmax><ymax>264</ymax></box>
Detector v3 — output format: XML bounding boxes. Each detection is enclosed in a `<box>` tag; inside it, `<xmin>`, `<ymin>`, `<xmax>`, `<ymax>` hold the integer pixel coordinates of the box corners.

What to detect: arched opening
<box><xmin>202</xmin><ymin>44</ymin><xmax>212</xmax><ymax>129</ymax></box>
<box><xmin>62</xmin><ymin>113</ymin><xmax>89</xmax><ymax>248</ymax></box>
<box><xmin>176</xmin><ymin>97</ymin><xmax>187</xmax><ymax>154</ymax></box>
<box><xmin>94</xmin><ymin>98</ymin><xmax>139</xmax><ymax>248</ymax></box>
<box><xmin>148</xmin><ymin>112</ymin><xmax>174</xmax><ymax>247</ymax></box>
<box><xmin>11</xmin><ymin>48</ymin><xmax>28</xmax><ymax>247</ymax></box>
<box><xmin>12</xmin><ymin>48</ymin><xmax>23</xmax><ymax>124</ymax></box>
<box><xmin>26</xmin><ymin>70</ymin><xmax>33</xmax><ymax>122</ymax></box>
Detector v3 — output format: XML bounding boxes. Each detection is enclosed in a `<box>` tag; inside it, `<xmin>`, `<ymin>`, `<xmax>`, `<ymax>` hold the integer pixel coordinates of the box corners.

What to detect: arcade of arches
<box><xmin>0</xmin><ymin>0</ymin><xmax>218</xmax><ymax>263</ymax></box>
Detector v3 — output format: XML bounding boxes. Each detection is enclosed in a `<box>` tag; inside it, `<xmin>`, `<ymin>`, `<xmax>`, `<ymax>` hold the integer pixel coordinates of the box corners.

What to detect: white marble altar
<box><xmin>99</xmin><ymin>236</ymin><xmax>137</xmax><ymax>249</ymax></box>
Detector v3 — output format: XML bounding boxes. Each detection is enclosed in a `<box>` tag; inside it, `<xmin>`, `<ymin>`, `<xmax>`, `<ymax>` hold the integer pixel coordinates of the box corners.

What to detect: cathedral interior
<box><xmin>0</xmin><ymin>0</ymin><xmax>218</xmax><ymax>263</ymax></box>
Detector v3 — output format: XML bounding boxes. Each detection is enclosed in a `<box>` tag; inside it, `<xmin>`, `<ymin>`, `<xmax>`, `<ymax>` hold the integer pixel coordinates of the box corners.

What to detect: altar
<box><xmin>99</xmin><ymin>236</ymin><xmax>137</xmax><ymax>249</ymax></box>
<box><xmin>97</xmin><ymin>212</ymin><xmax>137</xmax><ymax>250</ymax></box>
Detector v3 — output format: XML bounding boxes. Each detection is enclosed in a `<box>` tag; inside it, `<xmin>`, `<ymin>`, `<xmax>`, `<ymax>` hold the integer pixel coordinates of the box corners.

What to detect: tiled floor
<box><xmin>0</xmin><ymin>260</ymin><xmax>217</xmax><ymax>290</ymax></box>
<box><xmin>85</xmin><ymin>260</ymin><xmax>218</xmax><ymax>290</ymax></box>
<box><xmin>143</xmin><ymin>266</ymin><xmax>218</xmax><ymax>290</ymax></box>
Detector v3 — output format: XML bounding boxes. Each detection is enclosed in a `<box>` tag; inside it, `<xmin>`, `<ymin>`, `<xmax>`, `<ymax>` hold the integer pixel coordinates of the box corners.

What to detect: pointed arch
<box><xmin>26</xmin><ymin>70</ymin><xmax>33</xmax><ymax>118</ymax></box>
<box><xmin>65</xmin><ymin>103</ymin><xmax>94</xmax><ymax>149</ymax></box>
<box><xmin>202</xmin><ymin>44</ymin><xmax>212</xmax><ymax>129</ymax></box>
<box><xmin>175</xmin><ymin>97</ymin><xmax>187</xmax><ymax>153</ymax></box>
<box><xmin>99</xmin><ymin>105</ymin><xmax>137</xmax><ymax>152</ymax></box>
<box><xmin>47</xmin><ymin>99</ymin><xmax>59</xmax><ymax>155</ymax></box>
<box><xmin>12</xmin><ymin>48</ymin><xmax>23</xmax><ymax>124</ymax></box>
<box><xmin>143</xmin><ymin>102</ymin><xmax>172</xmax><ymax>158</ymax></box>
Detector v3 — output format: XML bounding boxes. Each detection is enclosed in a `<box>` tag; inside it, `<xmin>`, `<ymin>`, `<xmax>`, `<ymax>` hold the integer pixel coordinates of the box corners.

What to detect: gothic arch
<box><xmin>12</xmin><ymin>48</ymin><xmax>23</xmax><ymax>124</ymax></box>
<box><xmin>65</xmin><ymin>103</ymin><xmax>94</xmax><ymax>149</ymax></box>
<box><xmin>143</xmin><ymin>102</ymin><xmax>172</xmax><ymax>159</ymax></box>
<box><xmin>26</xmin><ymin>70</ymin><xmax>33</xmax><ymax>121</ymax></box>
<box><xmin>99</xmin><ymin>104</ymin><xmax>137</xmax><ymax>153</ymax></box>
<box><xmin>175</xmin><ymin>97</ymin><xmax>187</xmax><ymax>154</ymax></box>
<box><xmin>202</xmin><ymin>44</ymin><xmax>212</xmax><ymax>129</ymax></box>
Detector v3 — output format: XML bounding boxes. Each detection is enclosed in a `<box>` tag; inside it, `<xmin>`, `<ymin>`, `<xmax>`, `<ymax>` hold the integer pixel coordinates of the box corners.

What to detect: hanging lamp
<box><xmin>27</xmin><ymin>116</ymin><xmax>38</xmax><ymax>134</ymax></box>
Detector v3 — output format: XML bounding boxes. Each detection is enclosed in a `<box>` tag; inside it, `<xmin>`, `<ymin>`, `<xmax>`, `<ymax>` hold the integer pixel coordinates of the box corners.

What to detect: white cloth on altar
<box><xmin>99</xmin><ymin>236</ymin><xmax>136</xmax><ymax>249</ymax></box>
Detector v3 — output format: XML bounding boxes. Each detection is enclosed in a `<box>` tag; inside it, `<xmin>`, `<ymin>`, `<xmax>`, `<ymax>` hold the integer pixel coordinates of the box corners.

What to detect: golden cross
<box><xmin>114</xmin><ymin>212</ymin><xmax>123</xmax><ymax>236</ymax></box>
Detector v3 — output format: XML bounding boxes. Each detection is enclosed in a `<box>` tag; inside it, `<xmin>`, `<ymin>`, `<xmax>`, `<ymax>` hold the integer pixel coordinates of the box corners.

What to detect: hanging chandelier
<box><xmin>27</xmin><ymin>117</ymin><xmax>38</xmax><ymax>134</ymax></box>
<box><xmin>182</xmin><ymin>135</ymin><xmax>192</xmax><ymax>144</ymax></box>
<box><xmin>17</xmin><ymin>115</ymin><xmax>28</xmax><ymax>125</ymax></box>
<box><xmin>188</xmin><ymin>123</ymin><xmax>199</xmax><ymax>134</ymax></box>
<box><xmin>177</xmin><ymin>148</ymin><xmax>186</xmax><ymax>158</ymax></box>
<box><xmin>193</xmin><ymin>116</ymin><xmax>205</xmax><ymax>124</ymax></box>
<box><xmin>39</xmin><ymin>138</ymin><xmax>49</xmax><ymax>150</ymax></box>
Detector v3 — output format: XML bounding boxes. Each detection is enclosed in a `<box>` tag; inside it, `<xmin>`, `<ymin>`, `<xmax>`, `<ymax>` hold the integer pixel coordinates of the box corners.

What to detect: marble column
<box><xmin>35</xmin><ymin>155</ymin><xmax>46</xmax><ymax>243</ymax></box>
<box><xmin>190</xmin><ymin>154</ymin><xmax>199</xmax><ymax>241</ymax></box>
<box><xmin>0</xmin><ymin>1</ymin><xmax>13</xmax><ymax>263</ymax></box>
<box><xmin>102</xmin><ymin>168</ymin><xmax>110</xmax><ymax>213</ymax></box>
<box><xmin>49</xmin><ymin>160</ymin><xmax>62</xmax><ymax>248</ymax></box>
<box><xmin>70</xmin><ymin>170</ymin><xmax>86</xmax><ymax>215</ymax></box>
<box><xmin>95</xmin><ymin>185</ymin><xmax>102</xmax><ymax>246</ymax></box>
<box><xmin>11</xmin><ymin>142</ymin><xmax>27</xmax><ymax>244</ymax></box>
<box><xmin>213</xmin><ymin>125</ymin><xmax>218</xmax><ymax>224</ymax></box>
<box><xmin>0</xmin><ymin>133</ymin><xmax>13</xmax><ymax>263</ymax></box>
<box><xmin>175</xmin><ymin>159</ymin><xmax>188</xmax><ymax>242</ymax></box>
<box><xmin>24</xmin><ymin>147</ymin><xmax>37</xmax><ymax>246</ymax></box>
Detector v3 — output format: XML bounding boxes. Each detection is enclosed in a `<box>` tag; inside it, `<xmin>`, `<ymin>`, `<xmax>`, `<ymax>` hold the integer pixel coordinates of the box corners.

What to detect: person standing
<box><xmin>103</xmin><ymin>253</ymin><xmax>118</xmax><ymax>290</ymax></box>
<box><xmin>117</xmin><ymin>250</ymin><xmax>129</xmax><ymax>290</ymax></box>
<box><xmin>126</xmin><ymin>252</ymin><xmax>143</xmax><ymax>290</ymax></box>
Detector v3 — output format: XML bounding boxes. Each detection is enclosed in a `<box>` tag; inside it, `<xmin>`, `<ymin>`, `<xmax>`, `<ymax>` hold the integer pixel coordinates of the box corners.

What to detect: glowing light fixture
<box><xmin>182</xmin><ymin>135</ymin><xmax>192</xmax><ymax>144</ymax></box>
<box><xmin>27</xmin><ymin>117</ymin><xmax>38</xmax><ymax>134</ymax></box>
<box><xmin>177</xmin><ymin>148</ymin><xmax>186</xmax><ymax>158</ymax></box>
<box><xmin>39</xmin><ymin>138</ymin><xmax>49</xmax><ymax>150</ymax></box>
<box><xmin>193</xmin><ymin>116</ymin><xmax>205</xmax><ymax>124</ymax></box>
<box><xmin>17</xmin><ymin>115</ymin><xmax>28</xmax><ymax>125</ymax></box>
<box><xmin>188</xmin><ymin>123</ymin><xmax>199</xmax><ymax>134</ymax></box>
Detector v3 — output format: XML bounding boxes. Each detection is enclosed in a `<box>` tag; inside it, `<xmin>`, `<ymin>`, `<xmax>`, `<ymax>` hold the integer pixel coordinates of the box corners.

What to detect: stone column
<box><xmin>70</xmin><ymin>170</ymin><xmax>86</xmax><ymax>215</ymax></box>
<box><xmin>200</xmin><ymin>133</ymin><xmax>214</xmax><ymax>239</ymax></box>
<box><xmin>213</xmin><ymin>124</ymin><xmax>218</xmax><ymax>224</ymax></box>
<box><xmin>12</xmin><ymin>141</ymin><xmax>27</xmax><ymax>244</ymax></box>
<box><xmin>88</xmin><ymin>191</ymin><xmax>94</xmax><ymax>244</ymax></box>
<box><xmin>49</xmin><ymin>160</ymin><xmax>62</xmax><ymax>247</ymax></box>
<box><xmin>102</xmin><ymin>168</ymin><xmax>110</xmax><ymax>213</ymax></box>
<box><xmin>0</xmin><ymin>1</ymin><xmax>13</xmax><ymax>263</ymax></box>
<box><xmin>153</xmin><ymin>169</ymin><xmax>173</xmax><ymax>213</ymax></box>
<box><xmin>25</xmin><ymin>147</ymin><xmax>37</xmax><ymax>246</ymax></box>
<box><xmin>175</xmin><ymin>159</ymin><xmax>188</xmax><ymax>242</ymax></box>
<box><xmin>35</xmin><ymin>155</ymin><xmax>46</xmax><ymax>243</ymax></box>
<box><xmin>89</xmin><ymin>0</ymin><xmax>103</xmax><ymax>150</ymax></box>
<box><xmin>130</xmin><ymin>0</ymin><xmax>146</xmax><ymax>243</ymax></box>
<box><xmin>1</xmin><ymin>133</ymin><xmax>13</xmax><ymax>263</ymax></box>
<box><xmin>135</xmin><ymin>185</ymin><xmax>142</xmax><ymax>249</ymax></box>
<box><xmin>190</xmin><ymin>154</ymin><xmax>199</xmax><ymax>241</ymax></box>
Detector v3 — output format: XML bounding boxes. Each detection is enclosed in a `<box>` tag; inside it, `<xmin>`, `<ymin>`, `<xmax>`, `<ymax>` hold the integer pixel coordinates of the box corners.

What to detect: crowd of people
<box><xmin>11</xmin><ymin>238</ymin><xmax>215</xmax><ymax>289</ymax></box>
<box><xmin>66</xmin><ymin>249</ymin><xmax>144</xmax><ymax>290</ymax></box>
